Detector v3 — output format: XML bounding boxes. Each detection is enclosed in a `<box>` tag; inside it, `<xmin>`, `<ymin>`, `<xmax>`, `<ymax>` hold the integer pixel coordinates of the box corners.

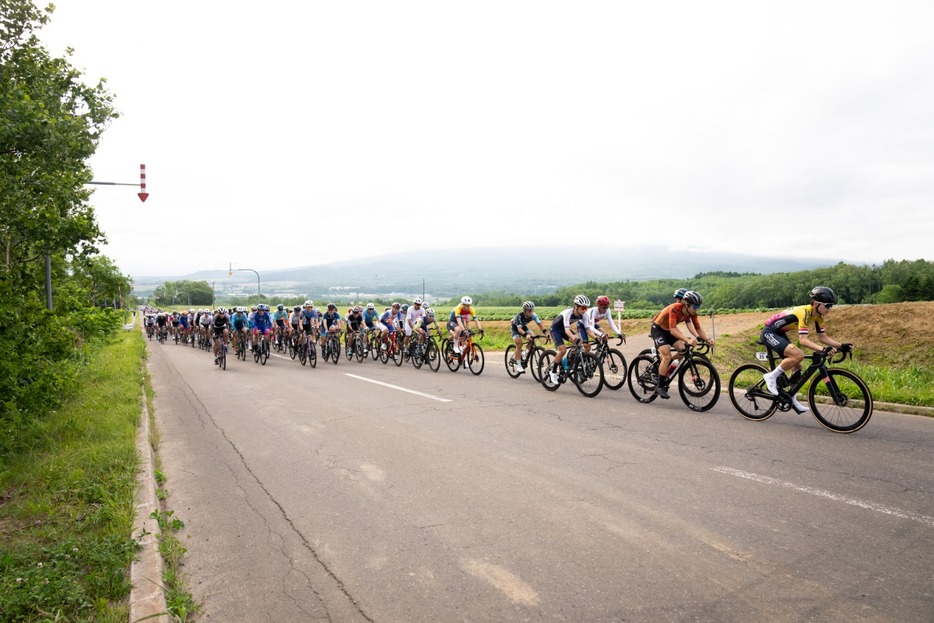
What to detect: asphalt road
<box><xmin>148</xmin><ymin>337</ymin><xmax>933</xmax><ymax>623</ymax></box>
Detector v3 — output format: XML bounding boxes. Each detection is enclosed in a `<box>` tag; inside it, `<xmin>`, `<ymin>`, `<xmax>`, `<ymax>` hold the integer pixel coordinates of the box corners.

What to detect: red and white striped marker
<box><xmin>138</xmin><ymin>164</ymin><xmax>149</xmax><ymax>202</ymax></box>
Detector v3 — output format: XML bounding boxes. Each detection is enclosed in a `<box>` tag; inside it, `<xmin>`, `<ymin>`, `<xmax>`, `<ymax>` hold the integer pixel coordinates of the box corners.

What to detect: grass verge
<box><xmin>0</xmin><ymin>328</ymin><xmax>198</xmax><ymax>621</ymax></box>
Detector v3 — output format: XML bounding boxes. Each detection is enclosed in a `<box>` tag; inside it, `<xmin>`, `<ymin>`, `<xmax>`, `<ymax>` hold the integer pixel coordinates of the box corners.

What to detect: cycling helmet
<box><xmin>327</xmin><ymin>303</ymin><xmax>337</xmax><ymax>310</ymax></box>
<box><xmin>353</xmin><ymin>306</ymin><xmax>362</xmax><ymax>313</ymax></box>
<box><xmin>596</xmin><ymin>295</ymin><xmax>610</xmax><ymax>308</ymax></box>
<box><xmin>293</xmin><ymin>306</ymin><xmax>301</xmax><ymax>312</ymax></box>
<box><xmin>413</xmin><ymin>297</ymin><xmax>422</xmax><ymax>305</ymax></box>
<box><xmin>522</xmin><ymin>301</ymin><xmax>535</xmax><ymax>311</ymax></box>
<box><xmin>277</xmin><ymin>304</ymin><xmax>284</xmax><ymax>310</ymax></box>
<box><xmin>392</xmin><ymin>302</ymin><xmax>400</xmax><ymax>308</ymax></box>
<box><xmin>251</xmin><ymin>306</ymin><xmax>258</xmax><ymax>311</ymax></box>
<box><xmin>426</xmin><ymin>307</ymin><xmax>435</xmax><ymax>317</ymax></box>
<box><xmin>262</xmin><ymin>304</ymin><xmax>271</xmax><ymax>311</ymax></box>
<box><xmin>189</xmin><ymin>308</ymin><xmax>195</xmax><ymax>313</ymax></box>
<box><xmin>574</xmin><ymin>294</ymin><xmax>591</xmax><ymax>307</ymax></box>
<box><xmin>810</xmin><ymin>286</ymin><xmax>837</xmax><ymax>305</ymax></box>
<box><xmin>366</xmin><ymin>303</ymin><xmax>375</xmax><ymax>310</ymax></box>
<box><xmin>674</xmin><ymin>288</ymin><xmax>687</xmax><ymax>299</ymax></box>
<box><xmin>461</xmin><ymin>296</ymin><xmax>472</xmax><ymax>305</ymax></box>
<box><xmin>218</xmin><ymin>307</ymin><xmax>227</xmax><ymax>314</ymax></box>
<box><xmin>683</xmin><ymin>291</ymin><xmax>702</xmax><ymax>306</ymax></box>
<box><xmin>304</xmin><ymin>300</ymin><xmax>314</xmax><ymax>307</ymax></box>
<box><xmin>401</xmin><ymin>304</ymin><xmax>409</xmax><ymax>312</ymax></box>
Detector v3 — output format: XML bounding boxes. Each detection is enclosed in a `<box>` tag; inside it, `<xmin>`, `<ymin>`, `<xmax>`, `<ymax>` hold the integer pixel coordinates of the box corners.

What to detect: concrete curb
<box><xmin>129</xmin><ymin>393</ymin><xmax>171</xmax><ymax>623</ymax></box>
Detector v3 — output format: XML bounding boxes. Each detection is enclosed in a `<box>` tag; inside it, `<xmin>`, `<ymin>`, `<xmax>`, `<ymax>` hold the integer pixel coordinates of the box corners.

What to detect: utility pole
<box><xmin>229</xmin><ymin>262</ymin><xmax>261</xmax><ymax>299</ymax></box>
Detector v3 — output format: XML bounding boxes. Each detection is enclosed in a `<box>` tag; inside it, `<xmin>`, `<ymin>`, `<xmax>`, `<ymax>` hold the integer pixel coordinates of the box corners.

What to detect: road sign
<box><xmin>614</xmin><ymin>300</ymin><xmax>625</xmax><ymax>311</ymax></box>
<box><xmin>137</xmin><ymin>164</ymin><xmax>149</xmax><ymax>202</ymax></box>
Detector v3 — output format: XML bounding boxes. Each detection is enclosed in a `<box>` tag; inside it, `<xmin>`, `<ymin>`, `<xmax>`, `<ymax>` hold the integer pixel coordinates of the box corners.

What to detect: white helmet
<box><xmin>413</xmin><ymin>297</ymin><xmax>422</xmax><ymax>305</ymax></box>
<box><xmin>426</xmin><ymin>307</ymin><xmax>435</xmax><ymax>317</ymax></box>
<box><xmin>574</xmin><ymin>294</ymin><xmax>591</xmax><ymax>307</ymax></box>
<box><xmin>461</xmin><ymin>296</ymin><xmax>472</xmax><ymax>305</ymax></box>
<box><xmin>303</xmin><ymin>300</ymin><xmax>314</xmax><ymax>307</ymax></box>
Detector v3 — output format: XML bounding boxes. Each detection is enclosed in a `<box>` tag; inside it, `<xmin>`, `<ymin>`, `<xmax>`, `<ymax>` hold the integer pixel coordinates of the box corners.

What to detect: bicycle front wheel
<box><xmin>572</xmin><ymin>352</ymin><xmax>604</xmax><ymax>397</ymax></box>
<box><xmin>627</xmin><ymin>354</ymin><xmax>658</xmax><ymax>403</ymax></box>
<box><xmin>355</xmin><ymin>336</ymin><xmax>366</xmax><ymax>363</ymax></box>
<box><xmin>308</xmin><ymin>342</ymin><xmax>317</xmax><ymax>368</ymax></box>
<box><xmin>442</xmin><ymin>340</ymin><xmax>459</xmax><ymax>372</ymax></box>
<box><xmin>728</xmin><ymin>364</ymin><xmax>777</xmax><ymax>421</ymax></box>
<box><xmin>602</xmin><ymin>349</ymin><xmax>627</xmax><ymax>390</ymax></box>
<box><xmin>330</xmin><ymin>338</ymin><xmax>341</xmax><ymax>364</ymax></box>
<box><xmin>530</xmin><ymin>346</ymin><xmax>545</xmax><ymax>382</ymax></box>
<box><xmin>426</xmin><ymin>339</ymin><xmax>441</xmax><ymax>372</ymax></box>
<box><xmin>808</xmin><ymin>368</ymin><xmax>873</xmax><ymax>433</ymax></box>
<box><xmin>260</xmin><ymin>342</ymin><xmax>269</xmax><ymax>365</ymax></box>
<box><xmin>468</xmin><ymin>343</ymin><xmax>485</xmax><ymax>375</ymax></box>
<box><xmin>678</xmin><ymin>358</ymin><xmax>720</xmax><ymax>412</ymax></box>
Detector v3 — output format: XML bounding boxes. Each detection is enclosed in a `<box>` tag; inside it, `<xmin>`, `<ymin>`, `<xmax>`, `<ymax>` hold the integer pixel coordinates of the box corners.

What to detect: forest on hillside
<box><xmin>465</xmin><ymin>259</ymin><xmax>934</xmax><ymax>310</ymax></box>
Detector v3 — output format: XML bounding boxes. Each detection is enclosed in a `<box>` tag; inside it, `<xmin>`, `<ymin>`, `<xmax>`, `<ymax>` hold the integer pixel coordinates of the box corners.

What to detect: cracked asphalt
<box><xmin>147</xmin><ymin>336</ymin><xmax>934</xmax><ymax>622</ymax></box>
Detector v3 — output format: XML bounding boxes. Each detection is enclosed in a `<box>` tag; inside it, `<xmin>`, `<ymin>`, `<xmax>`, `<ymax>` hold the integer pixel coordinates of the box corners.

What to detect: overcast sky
<box><xmin>38</xmin><ymin>1</ymin><xmax>934</xmax><ymax>278</ymax></box>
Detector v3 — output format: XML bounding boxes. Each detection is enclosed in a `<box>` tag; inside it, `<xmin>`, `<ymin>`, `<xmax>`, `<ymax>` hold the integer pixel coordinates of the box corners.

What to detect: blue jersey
<box><xmin>363</xmin><ymin>309</ymin><xmax>379</xmax><ymax>328</ymax></box>
<box><xmin>322</xmin><ymin>311</ymin><xmax>341</xmax><ymax>329</ymax></box>
<box><xmin>253</xmin><ymin>311</ymin><xmax>273</xmax><ymax>332</ymax></box>
<box><xmin>231</xmin><ymin>312</ymin><xmax>249</xmax><ymax>330</ymax></box>
<box><xmin>301</xmin><ymin>309</ymin><xmax>319</xmax><ymax>326</ymax></box>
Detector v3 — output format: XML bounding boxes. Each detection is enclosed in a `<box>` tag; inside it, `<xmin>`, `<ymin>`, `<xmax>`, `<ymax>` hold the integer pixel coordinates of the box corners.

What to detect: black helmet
<box><xmin>682</xmin><ymin>290</ymin><xmax>702</xmax><ymax>306</ymax></box>
<box><xmin>810</xmin><ymin>286</ymin><xmax>837</xmax><ymax>305</ymax></box>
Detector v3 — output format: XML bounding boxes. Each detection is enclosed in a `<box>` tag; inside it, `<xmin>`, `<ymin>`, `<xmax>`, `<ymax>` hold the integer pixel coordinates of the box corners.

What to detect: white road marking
<box><xmin>461</xmin><ymin>559</ymin><xmax>541</xmax><ymax>606</ymax></box>
<box><xmin>344</xmin><ymin>374</ymin><xmax>452</xmax><ymax>403</ymax></box>
<box><xmin>713</xmin><ymin>466</ymin><xmax>934</xmax><ymax>527</ymax></box>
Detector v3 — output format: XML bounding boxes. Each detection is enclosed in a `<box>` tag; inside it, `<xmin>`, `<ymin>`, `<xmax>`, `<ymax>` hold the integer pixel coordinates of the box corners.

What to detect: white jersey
<box><xmin>587</xmin><ymin>307</ymin><xmax>621</xmax><ymax>337</ymax></box>
<box><xmin>405</xmin><ymin>306</ymin><xmax>426</xmax><ymax>335</ymax></box>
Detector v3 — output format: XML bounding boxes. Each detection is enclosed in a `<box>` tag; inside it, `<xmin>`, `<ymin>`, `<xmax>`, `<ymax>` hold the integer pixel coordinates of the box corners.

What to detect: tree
<box><xmin>1</xmin><ymin>0</ymin><xmax>118</xmax><ymax>292</ymax></box>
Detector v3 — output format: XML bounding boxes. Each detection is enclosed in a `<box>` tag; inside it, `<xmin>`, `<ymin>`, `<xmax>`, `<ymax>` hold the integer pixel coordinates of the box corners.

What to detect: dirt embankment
<box><xmin>614</xmin><ymin>301</ymin><xmax>934</xmax><ymax>369</ymax></box>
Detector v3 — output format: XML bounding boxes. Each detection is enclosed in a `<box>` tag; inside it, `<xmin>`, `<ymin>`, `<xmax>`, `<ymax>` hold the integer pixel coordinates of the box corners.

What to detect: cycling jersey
<box><xmin>379</xmin><ymin>309</ymin><xmax>396</xmax><ymax>332</ymax></box>
<box><xmin>764</xmin><ymin>304</ymin><xmax>825</xmax><ymax>337</ymax></box>
<box><xmin>511</xmin><ymin>311</ymin><xmax>541</xmax><ymax>333</ymax></box>
<box><xmin>587</xmin><ymin>307</ymin><xmax>621</xmax><ymax>337</ymax></box>
<box><xmin>300</xmin><ymin>309</ymin><xmax>319</xmax><ymax>327</ymax></box>
<box><xmin>550</xmin><ymin>308</ymin><xmax>589</xmax><ymax>343</ymax></box>
<box><xmin>231</xmin><ymin>312</ymin><xmax>248</xmax><ymax>330</ymax></box>
<box><xmin>363</xmin><ymin>309</ymin><xmax>379</xmax><ymax>328</ymax></box>
<box><xmin>449</xmin><ymin>304</ymin><xmax>476</xmax><ymax>323</ymax></box>
<box><xmin>346</xmin><ymin>312</ymin><xmax>364</xmax><ymax>331</ymax></box>
<box><xmin>273</xmin><ymin>310</ymin><xmax>289</xmax><ymax>326</ymax></box>
<box><xmin>652</xmin><ymin>302</ymin><xmax>700</xmax><ymax>333</ymax></box>
<box><xmin>253</xmin><ymin>311</ymin><xmax>273</xmax><ymax>333</ymax></box>
<box><xmin>321</xmin><ymin>311</ymin><xmax>341</xmax><ymax>330</ymax></box>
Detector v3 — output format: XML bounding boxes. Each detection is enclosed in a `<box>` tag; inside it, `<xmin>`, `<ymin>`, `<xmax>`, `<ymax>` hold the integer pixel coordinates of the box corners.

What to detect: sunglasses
<box><xmin>821</xmin><ymin>303</ymin><xmax>834</xmax><ymax>309</ymax></box>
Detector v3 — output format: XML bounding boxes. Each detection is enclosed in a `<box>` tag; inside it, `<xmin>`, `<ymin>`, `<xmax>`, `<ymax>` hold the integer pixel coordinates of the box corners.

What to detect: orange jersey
<box><xmin>652</xmin><ymin>302</ymin><xmax>700</xmax><ymax>332</ymax></box>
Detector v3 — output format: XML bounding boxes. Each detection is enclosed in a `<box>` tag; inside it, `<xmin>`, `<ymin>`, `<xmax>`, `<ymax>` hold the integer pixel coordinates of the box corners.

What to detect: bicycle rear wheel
<box><xmin>442</xmin><ymin>340</ymin><xmax>459</xmax><ymax>372</ymax></box>
<box><xmin>677</xmin><ymin>358</ymin><xmax>720</xmax><ymax>411</ymax></box>
<box><xmin>602</xmin><ymin>348</ymin><xmax>627</xmax><ymax>390</ymax></box>
<box><xmin>260</xmin><ymin>341</ymin><xmax>269</xmax><ymax>365</ymax></box>
<box><xmin>355</xmin><ymin>335</ymin><xmax>366</xmax><ymax>363</ymax></box>
<box><xmin>572</xmin><ymin>352</ymin><xmax>604</xmax><ymax>397</ymax></box>
<box><xmin>627</xmin><ymin>354</ymin><xmax>659</xmax><ymax>403</ymax></box>
<box><xmin>808</xmin><ymin>368</ymin><xmax>873</xmax><ymax>433</ymax></box>
<box><xmin>728</xmin><ymin>364</ymin><xmax>777</xmax><ymax>420</ymax></box>
<box><xmin>330</xmin><ymin>337</ymin><xmax>341</xmax><ymax>364</ymax></box>
<box><xmin>504</xmin><ymin>345</ymin><xmax>522</xmax><ymax>379</ymax></box>
<box><xmin>529</xmin><ymin>346</ymin><xmax>545</xmax><ymax>382</ymax></box>
<box><xmin>307</xmin><ymin>342</ymin><xmax>317</xmax><ymax>368</ymax></box>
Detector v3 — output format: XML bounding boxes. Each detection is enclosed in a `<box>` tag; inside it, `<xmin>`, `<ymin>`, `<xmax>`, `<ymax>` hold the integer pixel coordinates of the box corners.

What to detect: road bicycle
<box><xmin>215</xmin><ymin>335</ymin><xmax>228</xmax><ymax>371</ymax></box>
<box><xmin>235</xmin><ymin>329</ymin><xmax>248</xmax><ymax>361</ymax></box>
<box><xmin>367</xmin><ymin>329</ymin><xmax>383</xmax><ymax>361</ymax></box>
<box><xmin>321</xmin><ymin>330</ymin><xmax>342</xmax><ymax>364</ymax></box>
<box><xmin>411</xmin><ymin>329</ymin><xmax>442</xmax><ymax>372</ymax></box>
<box><xmin>627</xmin><ymin>342</ymin><xmax>720</xmax><ymax>411</ymax></box>
<box><xmin>727</xmin><ymin>343</ymin><xmax>873</xmax><ymax>433</ymax></box>
<box><xmin>442</xmin><ymin>329</ymin><xmax>485</xmax><ymax>375</ymax></box>
<box><xmin>538</xmin><ymin>340</ymin><xmax>605</xmax><ymax>397</ymax></box>
<box><xmin>504</xmin><ymin>334</ymin><xmax>550</xmax><ymax>381</ymax></box>
<box><xmin>591</xmin><ymin>335</ymin><xmax>627</xmax><ymax>390</ymax></box>
<box><xmin>298</xmin><ymin>330</ymin><xmax>318</xmax><ymax>368</ymax></box>
<box><xmin>252</xmin><ymin>333</ymin><xmax>270</xmax><ymax>365</ymax></box>
<box><xmin>378</xmin><ymin>330</ymin><xmax>404</xmax><ymax>366</ymax></box>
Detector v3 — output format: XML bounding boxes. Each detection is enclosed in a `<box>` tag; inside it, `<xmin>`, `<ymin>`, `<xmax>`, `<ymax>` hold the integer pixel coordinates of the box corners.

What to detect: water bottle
<box><xmin>667</xmin><ymin>359</ymin><xmax>681</xmax><ymax>378</ymax></box>
<box><xmin>562</xmin><ymin>356</ymin><xmax>569</xmax><ymax>370</ymax></box>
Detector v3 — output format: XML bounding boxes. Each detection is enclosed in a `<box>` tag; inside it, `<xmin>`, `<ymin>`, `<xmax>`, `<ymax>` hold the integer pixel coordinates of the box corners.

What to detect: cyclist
<box><xmin>650</xmin><ymin>290</ymin><xmax>714</xmax><ymax>399</ymax></box>
<box><xmin>448</xmin><ymin>296</ymin><xmax>482</xmax><ymax>353</ymax></box>
<box><xmin>378</xmin><ymin>303</ymin><xmax>400</xmax><ymax>346</ymax></box>
<box><xmin>212</xmin><ymin>308</ymin><xmax>231</xmax><ymax>365</ymax></box>
<box><xmin>362</xmin><ymin>303</ymin><xmax>380</xmax><ymax>347</ymax></box>
<box><xmin>760</xmin><ymin>286</ymin><xmax>849</xmax><ymax>413</ymax></box>
<box><xmin>583</xmin><ymin>295</ymin><xmax>625</xmax><ymax>352</ymax></box>
<box><xmin>510</xmin><ymin>301</ymin><xmax>548</xmax><ymax>374</ymax></box>
<box><xmin>415</xmin><ymin>306</ymin><xmax>439</xmax><ymax>341</ymax></box>
<box><xmin>299</xmin><ymin>300</ymin><xmax>320</xmax><ymax>351</ymax></box>
<box><xmin>405</xmin><ymin>298</ymin><xmax>427</xmax><ymax>349</ymax></box>
<box><xmin>252</xmin><ymin>304</ymin><xmax>275</xmax><ymax>352</ymax></box>
<box><xmin>272</xmin><ymin>304</ymin><xmax>290</xmax><ymax>348</ymax></box>
<box><xmin>673</xmin><ymin>288</ymin><xmax>699</xmax><ymax>339</ymax></box>
<box><xmin>199</xmin><ymin>308</ymin><xmax>213</xmax><ymax>345</ymax></box>
<box><xmin>345</xmin><ymin>305</ymin><xmax>365</xmax><ymax>353</ymax></box>
<box><xmin>177</xmin><ymin>310</ymin><xmax>191</xmax><ymax>343</ymax></box>
<box><xmin>230</xmin><ymin>306</ymin><xmax>250</xmax><ymax>353</ymax></box>
<box><xmin>546</xmin><ymin>295</ymin><xmax>601</xmax><ymax>385</ymax></box>
<box><xmin>320</xmin><ymin>303</ymin><xmax>343</xmax><ymax>349</ymax></box>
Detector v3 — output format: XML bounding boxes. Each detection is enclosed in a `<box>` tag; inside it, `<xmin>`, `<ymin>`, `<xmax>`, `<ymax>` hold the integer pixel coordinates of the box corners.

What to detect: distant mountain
<box><xmin>131</xmin><ymin>246</ymin><xmax>838</xmax><ymax>299</ymax></box>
